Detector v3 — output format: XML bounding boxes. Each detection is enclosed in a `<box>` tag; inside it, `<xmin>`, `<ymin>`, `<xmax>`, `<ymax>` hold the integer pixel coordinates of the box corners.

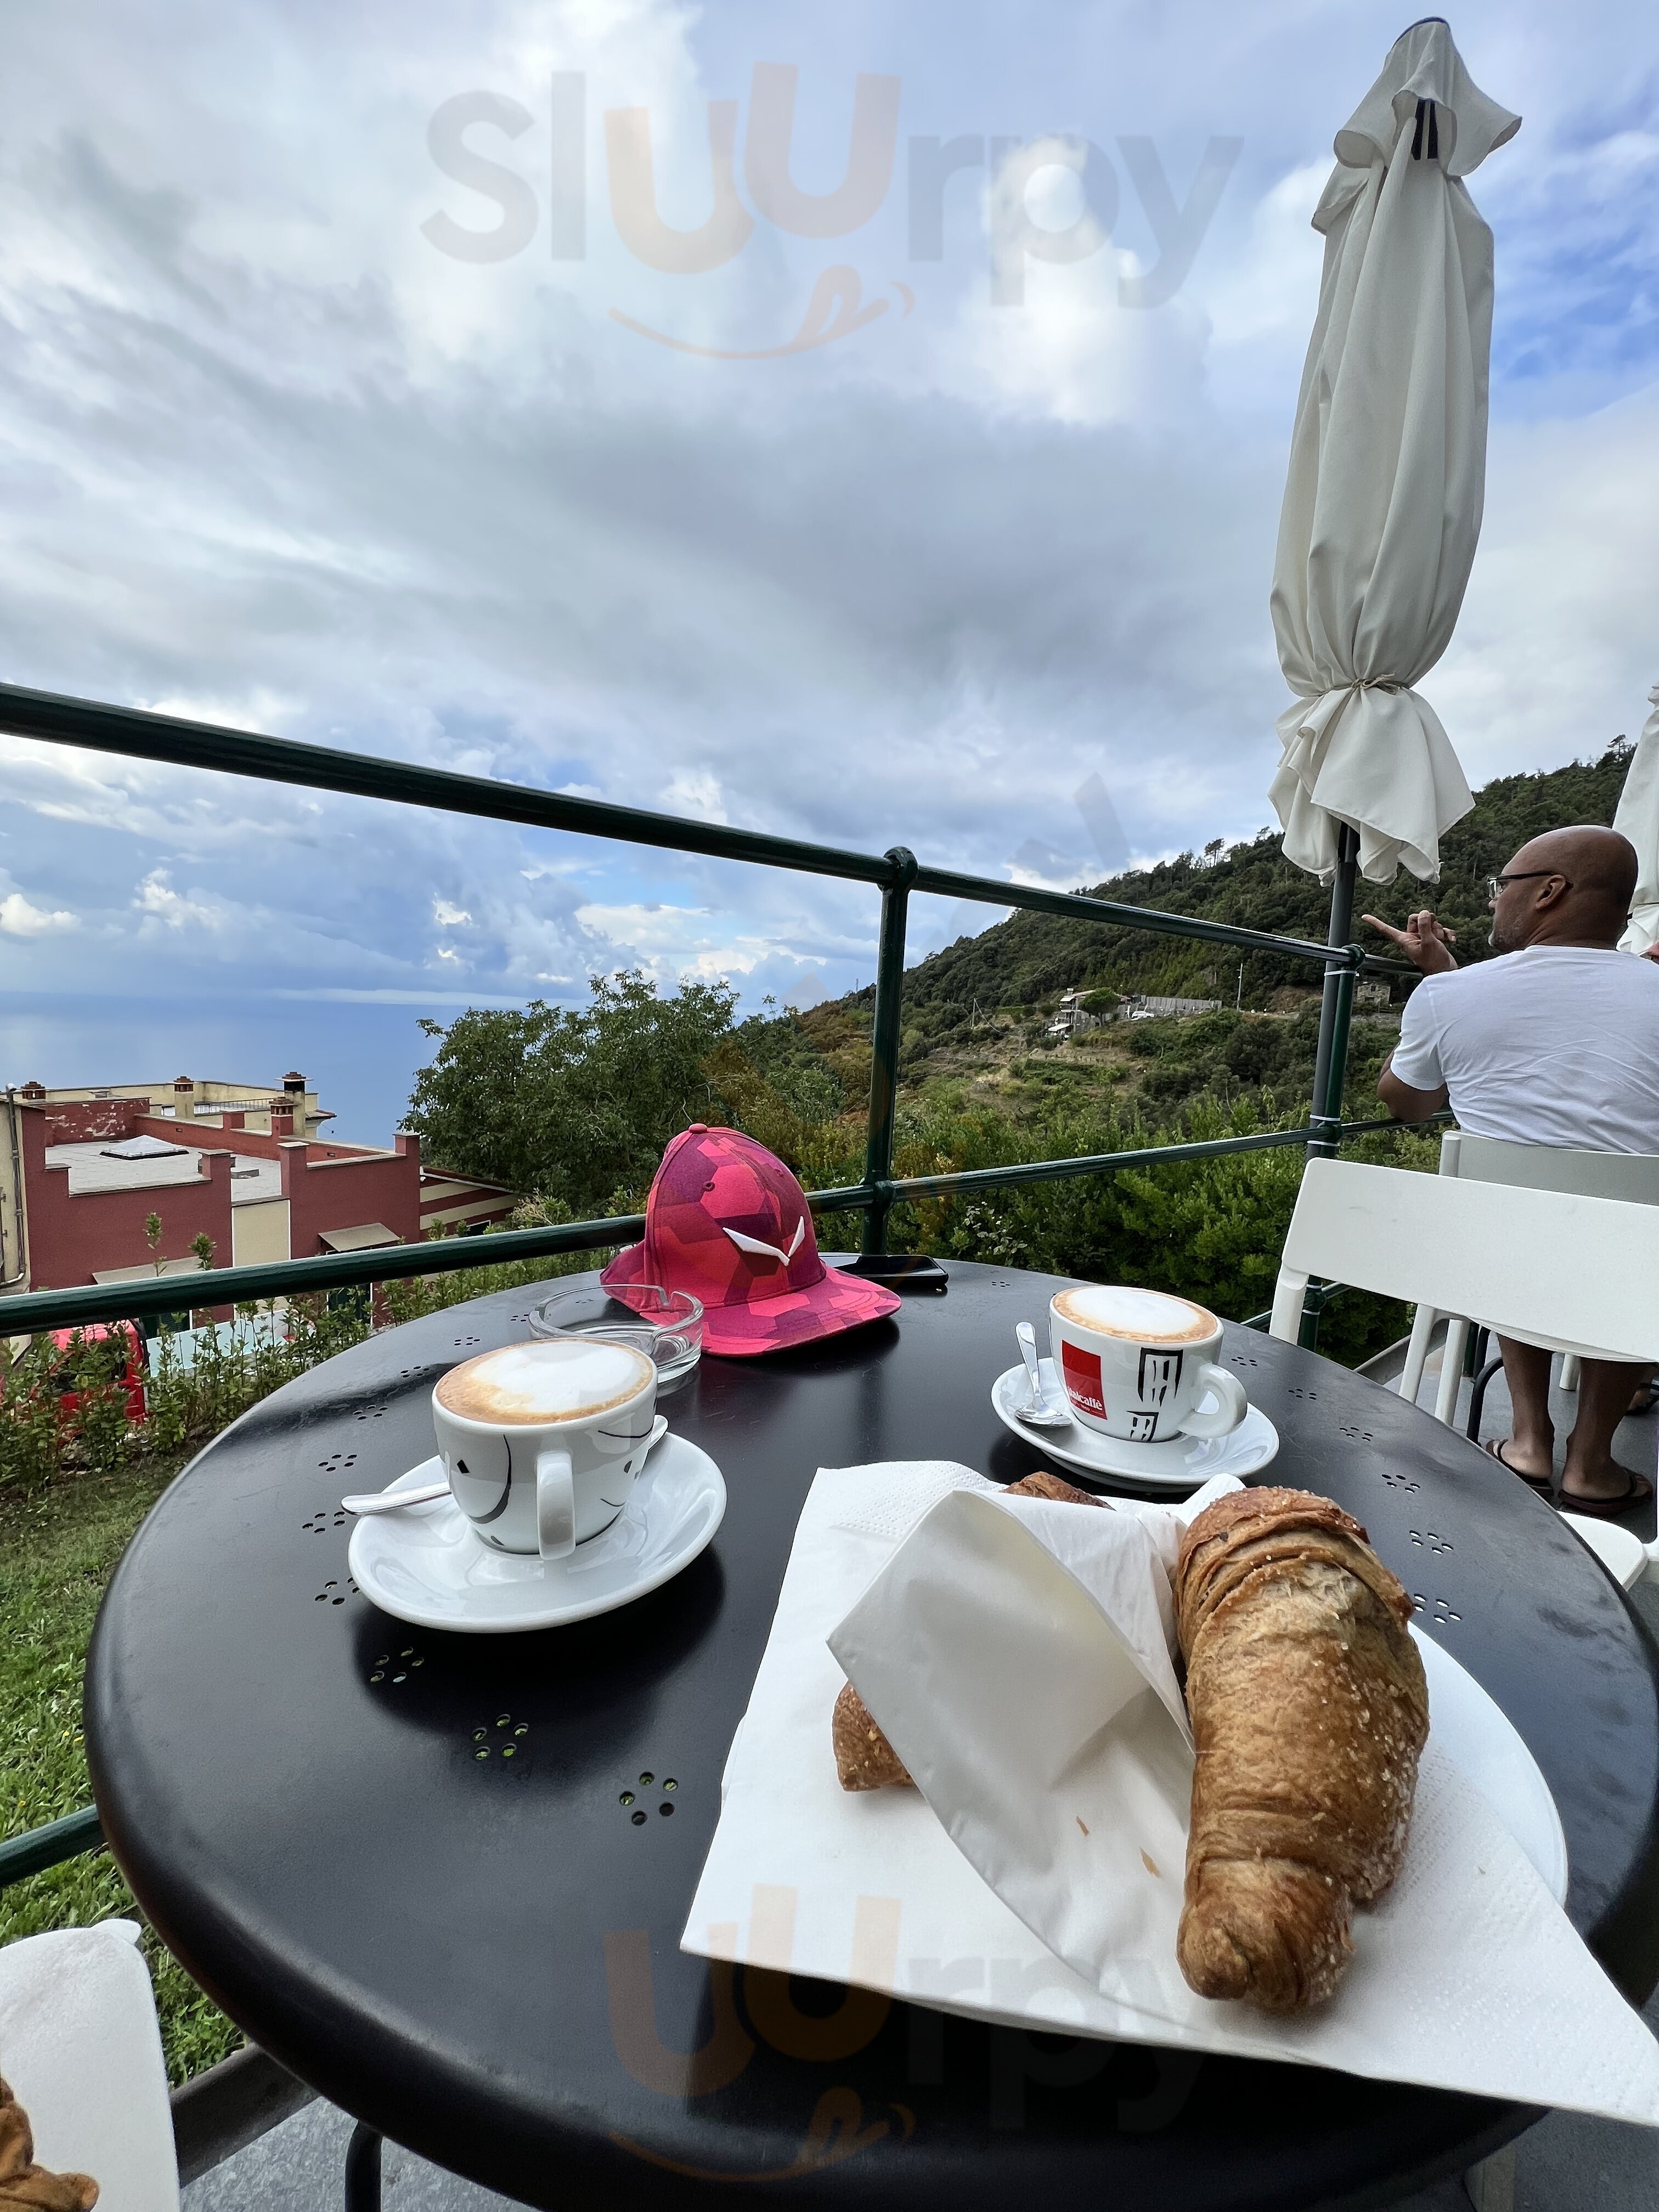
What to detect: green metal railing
<box><xmin>0</xmin><ymin>678</ymin><xmax>1401</xmax><ymax>1341</ymax></box>
<box><xmin>0</xmin><ymin>676</ymin><xmax>1407</xmax><ymax>1885</ymax></box>
<box><xmin>0</xmin><ymin>1808</ymin><xmax>103</xmax><ymax>1888</ymax></box>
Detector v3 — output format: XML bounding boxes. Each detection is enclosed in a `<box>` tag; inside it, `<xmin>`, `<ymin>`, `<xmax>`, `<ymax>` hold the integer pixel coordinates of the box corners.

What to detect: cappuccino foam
<box><xmin>1051</xmin><ymin>1284</ymin><xmax>1216</xmax><ymax>1346</ymax></box>
<box><xmin>436</xmin><ymin>1339</ymin><xmax>653</xmax><ymax>1425</ymax></box>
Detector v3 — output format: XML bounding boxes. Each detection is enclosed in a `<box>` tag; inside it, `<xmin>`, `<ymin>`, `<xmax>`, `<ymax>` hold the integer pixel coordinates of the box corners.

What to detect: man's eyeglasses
<box><xmin>1486</xmin><ymin>871</ymin><xmax>1570</xmax><ymax>902</ymax></box>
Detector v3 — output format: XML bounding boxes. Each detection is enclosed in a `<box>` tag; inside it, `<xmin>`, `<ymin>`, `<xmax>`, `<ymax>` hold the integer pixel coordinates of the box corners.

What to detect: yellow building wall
<box><xmin>231</xmin><ymin>1200</ymin><xmax>291</xmax><ymax>1267</ymax></box>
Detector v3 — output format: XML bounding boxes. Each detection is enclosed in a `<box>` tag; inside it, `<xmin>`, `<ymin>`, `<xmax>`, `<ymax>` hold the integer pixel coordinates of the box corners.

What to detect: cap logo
<box><xmin>722</xmin><ymin>1218</ymin><xmax>806</xmax><ymax>1269</ymax></box>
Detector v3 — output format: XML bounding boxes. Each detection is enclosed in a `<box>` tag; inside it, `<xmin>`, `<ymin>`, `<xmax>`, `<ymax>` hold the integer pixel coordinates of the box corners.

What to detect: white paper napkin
<box><xmin>683</xmin><ymin>1461</ymin><xmax>1659</xmax><ymax>2124</ymax></box>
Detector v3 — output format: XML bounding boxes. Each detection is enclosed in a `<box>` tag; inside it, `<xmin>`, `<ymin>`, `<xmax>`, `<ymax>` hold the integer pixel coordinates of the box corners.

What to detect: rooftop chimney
<box><xmin>281</xmin><ymin>1071</ymin><xmax>309</xmax><ymax>1137</ymax></box>
<box><xmin>18</xmin><ymin>1081</ymin><xmax>45</xmax><ymax>1101</ymax></box>
<box><xmin>173</xmin><ymin>1075</ymin><xmax>196</xmax><ymax>1123</ymax></box>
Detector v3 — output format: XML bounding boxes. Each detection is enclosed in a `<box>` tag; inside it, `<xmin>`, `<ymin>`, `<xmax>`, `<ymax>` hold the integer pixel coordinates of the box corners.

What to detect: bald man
<box><xmin>1365</xmin><ymin>826</ymin><xmax>1659</xmax><ymax>1514</ymax></box>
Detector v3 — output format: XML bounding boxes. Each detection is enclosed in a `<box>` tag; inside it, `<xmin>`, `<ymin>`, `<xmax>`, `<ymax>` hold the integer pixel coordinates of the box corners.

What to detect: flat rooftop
<box><xmin>44</xmin><ymin>1141</ymin><xmax>284</xmax><ymax>1204</ymax></box>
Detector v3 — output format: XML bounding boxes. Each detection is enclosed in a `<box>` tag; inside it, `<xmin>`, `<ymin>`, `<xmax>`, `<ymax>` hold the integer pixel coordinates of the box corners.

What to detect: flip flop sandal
<box><xmin>1482</xmin><ymin>1437</ymin><xmax>1553</xmax><ymax>1493</ymax></box>
<box><xmin>1557</xmin><ymin>1471</ymin><xmax>1655</xmax><ymax>1519</ymax></box>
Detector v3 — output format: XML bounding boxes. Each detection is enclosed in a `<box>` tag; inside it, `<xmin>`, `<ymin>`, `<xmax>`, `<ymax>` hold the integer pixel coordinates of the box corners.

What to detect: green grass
<box><xmin>0</xmin><ymin>1455</ymin><xmax>240</xmax><ymax>2084</ymax></box>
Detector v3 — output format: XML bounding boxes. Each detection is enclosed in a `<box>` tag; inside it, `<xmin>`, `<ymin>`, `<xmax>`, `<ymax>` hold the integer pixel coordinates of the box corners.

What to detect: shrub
<box><xmin>0</xmin><ymin>1229</ymin><xmax>613</xmax><ymax>1494</ymax></box>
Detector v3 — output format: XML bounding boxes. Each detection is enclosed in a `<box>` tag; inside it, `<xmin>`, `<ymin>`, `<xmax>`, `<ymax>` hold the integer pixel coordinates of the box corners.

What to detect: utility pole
<box><xmin>1236</xmin><ymin>963</ymin><xmax>1244</xmax><ymax>1011</ymax></box>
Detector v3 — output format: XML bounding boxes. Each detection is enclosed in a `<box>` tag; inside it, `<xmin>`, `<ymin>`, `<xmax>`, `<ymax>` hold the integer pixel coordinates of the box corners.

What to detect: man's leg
<box><xmin>1562</xmin><ymin>1359</ymin><xmax>1655</xmax><ymax>1504</ymax></box>
<box><xmin>1493</xmin><ymin>1336</ymin><xmax>1554</xmax><ymax>1481</ymax></box>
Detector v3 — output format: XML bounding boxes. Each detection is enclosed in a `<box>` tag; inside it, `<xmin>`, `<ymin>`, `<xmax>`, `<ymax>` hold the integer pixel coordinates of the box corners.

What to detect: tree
<box><xmin>405</xmin><ymin>971</ymin><xmax>738</xmax><ymax>1214</ymax></box>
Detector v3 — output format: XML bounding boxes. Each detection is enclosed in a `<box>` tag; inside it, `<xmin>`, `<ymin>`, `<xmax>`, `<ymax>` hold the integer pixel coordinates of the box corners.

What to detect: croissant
<box><xmin>833</xmin><ymin>1680</ymin><xmax>913</xmax><ymax>1790</ymax></box>
<box><xmin>1174</xmin><ymin>1486</ymin><xmax>1428</xmax><ymax>2013</ymax></box>
<box><xmin>833</xmin><ymin>1471</ymin><xmax>1103</xmax><ymax>1790</ymax></box>
<box><xmin>1000</xmin><ymin>1470</ymin><xmax>1103</xmax><ymax>1509</ymax></box>
<box><xmin>0</xmin><ymin>2078</ymin><xmax>98</xmax><ymax>2212</ymax></box>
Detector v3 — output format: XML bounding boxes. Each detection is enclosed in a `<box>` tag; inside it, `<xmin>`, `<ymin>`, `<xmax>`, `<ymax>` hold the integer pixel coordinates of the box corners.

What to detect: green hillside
<box><xmin>411</xmin><ymin>738</ymin><xmax>1638</xmax><ymax>1368</ymax></box>
<box><xmin>867</xmin><ymin>740</ymin><xmax>1634</xmax><ymax>1045</ymax></box>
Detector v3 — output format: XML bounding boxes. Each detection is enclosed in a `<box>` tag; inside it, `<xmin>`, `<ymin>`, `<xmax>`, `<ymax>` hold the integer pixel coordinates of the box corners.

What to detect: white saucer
<box><xmin>991</xmin><ymin>1361</ymin><xmax>1279</xmax><ymax>1490</ymax></box>
<box><xmin>347</xmin><ymin>1434</ymin><xmax>725</xmax><ymax>1633</ymax></box>
<box><xmin>1414</xmin><ymin>1627</ymin><xmax>1567</xmax><ymax>1900</ymax></box>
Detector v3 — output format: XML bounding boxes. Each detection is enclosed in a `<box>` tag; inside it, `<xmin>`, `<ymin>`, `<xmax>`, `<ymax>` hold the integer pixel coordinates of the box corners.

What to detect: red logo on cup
<box><xmin>1059</xmin><ymin>1340</ymin><xmax>1107</xmax><ymax>1420</ymax></box>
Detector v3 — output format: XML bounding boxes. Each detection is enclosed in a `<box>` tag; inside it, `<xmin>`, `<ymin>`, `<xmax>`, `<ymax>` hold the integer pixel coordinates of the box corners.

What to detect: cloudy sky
<box><xmin>1</xmin><ymin>0</ymin><xmax>1655</xmax><ymax>1138</ymax></box>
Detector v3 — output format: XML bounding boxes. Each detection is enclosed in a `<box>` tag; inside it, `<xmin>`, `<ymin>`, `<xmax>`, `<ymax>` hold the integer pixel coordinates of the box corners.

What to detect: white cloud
<box><xmin>940</xmin><ymin>247</ymin><xmax>1210</xmax><ymax>427</ymax></box>
<box><xmin>1203</xmin><ymin>160</ymin><xmax>1329</xmax><ymax>418</ymax></box>
<box><xmin>0</xmin><ymin>733</ymin><xmax>325</xmax><ymax>854</ymax></box>
<box><xmin>573</xmin><ymin>899</ymin><xmax>775</xmax><ymax>984</ymax></box>
<box><xmin>1434</xmin><ymin>386</ymin><xmax>1659</xmax><ymax>780</ymax></box>
<box><xmin>133</xmin><ymin>869</ymin><xmax>227</xmax><ymax>931</ymax></box>
<box><xmin>139</xmin><ymin>687</ymin><xmax>295</xmax><ymax>735</ymax></box>
<box><xmin>432</xmin><ymin>898</ymin><xmax>472</xmax><ymax>927</ymax></box>
<box><xmin>575</xmin><ymin>899</ymin><xmax>701</xmax><ymax>939</ymax></box>
<box><xmin>269</xmin><ymin>987</ymin><xmax>526</xmax><ymax>1005</ymax></box>
<box><xmin>659</xmin><ymin>770</ymin><xmax>729</xmax><ymax>822</ymax></box>
<box><xmin>1007</xmin><ymin>844</ymin><xmax>1091</xmax><ymax>893</ymax></box>
<box><xmin>924</xmin><ymin>138</ymin><xmax>1212</xmax><ymax>430</ymax></box>
<box><xmin>0</xmin><ymin>889</ymin><xmax>77</xmax><ymax>935</ymax></box>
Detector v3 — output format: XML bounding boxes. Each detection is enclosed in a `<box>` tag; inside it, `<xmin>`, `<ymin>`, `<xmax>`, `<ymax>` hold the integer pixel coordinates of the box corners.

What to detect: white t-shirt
<box><xmin>1390</xmin><ymin>946</ymin><xmax>1659</xmax><ymax>1152</ymax></box>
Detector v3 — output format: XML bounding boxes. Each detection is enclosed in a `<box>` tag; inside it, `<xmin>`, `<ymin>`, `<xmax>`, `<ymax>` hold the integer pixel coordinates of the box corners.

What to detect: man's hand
<box><xmin>1362</xmin><ymin>909</ymin><xmax>1458</xmax><ymax>975</ymax></box>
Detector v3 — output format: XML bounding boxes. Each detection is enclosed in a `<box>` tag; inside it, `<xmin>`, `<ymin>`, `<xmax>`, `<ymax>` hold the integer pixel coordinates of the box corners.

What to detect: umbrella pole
<box><xmin>1308</xmin><ymin>822</ymin><xmax>1360</xmax><ymax>1162</ymax></box>
<box><xmin>1297</xmin><ymin>825</ymin><xmax>1360</xmax><ymax>1351</ymax></box>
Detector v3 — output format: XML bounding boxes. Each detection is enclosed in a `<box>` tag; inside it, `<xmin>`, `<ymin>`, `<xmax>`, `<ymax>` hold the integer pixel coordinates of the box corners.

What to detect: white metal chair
<box><xmin>0</xmin><ymin>1920</ymin><xmax>178</xmax><ymax>2212</ymax></box>
<box><xmin>1272</xmin><ymin>1159</ymin><xmax>1659</xmax><ymax>1585</ymax></box>
<box><xmin>1397</xmin><ymin>1131</ymin><xmax>1659</xmax><ymax>1415</ymax></box>
<box><xmin>1559</xmin><ymin>1516</ymin><xmax>1659</xmax><ymax>1592</ymax></box>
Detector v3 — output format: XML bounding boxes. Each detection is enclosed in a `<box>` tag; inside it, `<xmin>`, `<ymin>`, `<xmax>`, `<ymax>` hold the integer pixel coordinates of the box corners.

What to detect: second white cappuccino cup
<box><xmin>432</xmin><ymin>1337</ymin><xmax>660</xmax><ymax>1559</ymax></box>
<box><xmin>1048</xmin><ymin>1283</ymin><xmax>1246</xmax><ymax>1445</ymax></box>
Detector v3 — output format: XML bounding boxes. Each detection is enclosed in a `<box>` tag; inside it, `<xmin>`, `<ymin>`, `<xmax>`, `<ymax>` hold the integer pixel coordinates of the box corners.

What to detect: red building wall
<box><xmin>17</xmin><ymin>1107</ymin><xmax>235</xmax><ymax>1291</ymax></box>
<box><xmin>15</xmin><ymin>1108</ymin><xmax>423</xmax><ymax>1288</ymax></box>
<box><xmin>42</xmin><ymin>1099</ymin><xmax>149</xmax><ymax>1144</ymax></box>
<box><xmin>129</xmin><ymin>1115</ymin><xmax>295</xmax><ymax>1161</ymax></box>
<box><xmin>280</xmin><ymin>1133</ymin><xmax>422</xmax><ymax>1256</ymax></box>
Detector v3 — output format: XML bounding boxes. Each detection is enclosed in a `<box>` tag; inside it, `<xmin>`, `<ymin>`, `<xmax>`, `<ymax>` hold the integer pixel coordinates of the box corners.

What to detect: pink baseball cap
<box><xmin>600</xmin><ymin>1125</ymin><xmax>900</xmax><ymax>1357</ymax></box>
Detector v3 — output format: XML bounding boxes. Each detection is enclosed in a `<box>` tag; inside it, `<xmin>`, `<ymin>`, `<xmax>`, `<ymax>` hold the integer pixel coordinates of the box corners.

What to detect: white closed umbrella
<box><xmin>1269</xmin><ymin>19</ymin><xmax>1520</xmax><ymax>885</ymax></box>
<box><xmin>1614</xmin><ymin>685</ymin><xmax>1659</xmax><ymax>953</ymax></box>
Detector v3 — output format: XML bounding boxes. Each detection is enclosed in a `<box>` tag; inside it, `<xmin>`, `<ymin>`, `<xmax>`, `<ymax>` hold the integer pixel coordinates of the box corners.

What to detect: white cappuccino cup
<box><xmin>432</xmin><ymin>1337</ymin><xmax>661</xmax><ymax>1559</ymax></box>
<box><xmin>1048</xmin><ymin>1284</ymin><xmax>1247</xmax><ymax>1445</ymax></box>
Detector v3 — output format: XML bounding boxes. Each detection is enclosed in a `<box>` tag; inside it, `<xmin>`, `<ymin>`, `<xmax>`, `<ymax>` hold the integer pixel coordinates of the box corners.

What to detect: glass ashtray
<box><xmin>529</xmin><ymin>1283</ymin><xmax>704</xmax><ymax>1387</ymax></box>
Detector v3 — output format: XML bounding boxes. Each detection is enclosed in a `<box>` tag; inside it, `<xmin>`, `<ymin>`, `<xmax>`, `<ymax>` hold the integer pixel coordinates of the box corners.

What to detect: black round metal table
<box><xmin>86</xmin><ymin>1263</ymin><xmax>1659</xmax><ymax>2210</ymax></box>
